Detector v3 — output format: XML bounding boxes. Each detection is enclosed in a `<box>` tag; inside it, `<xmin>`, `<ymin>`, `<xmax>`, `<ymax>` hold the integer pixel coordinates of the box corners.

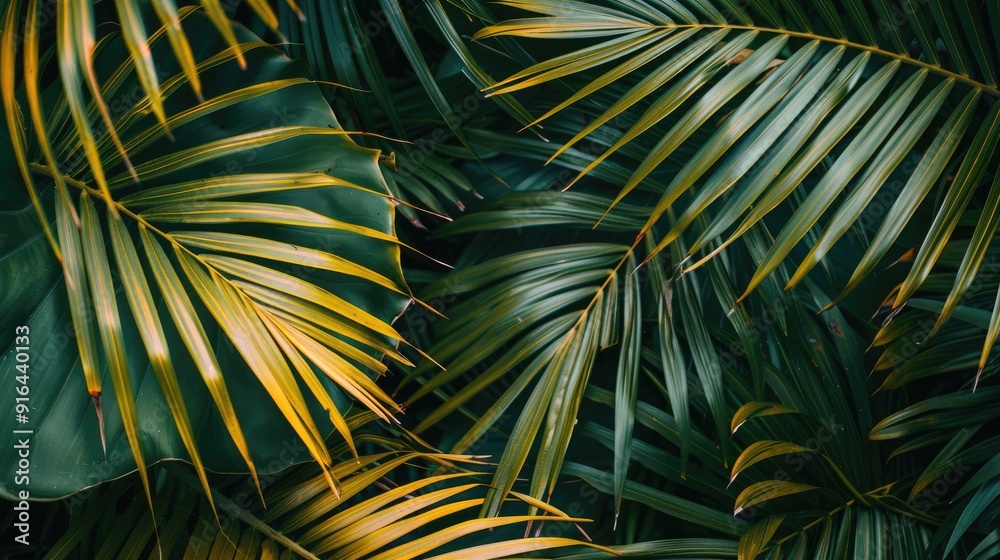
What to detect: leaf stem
<box><xmin>665</xmin><ymin>24</ymin><xmax>999</xmax><ymax>97</ymax></box>
<box><xmin>30</xmin><ymin>162</ymin><xmax>222</xmax><ymax>274</ymax></box>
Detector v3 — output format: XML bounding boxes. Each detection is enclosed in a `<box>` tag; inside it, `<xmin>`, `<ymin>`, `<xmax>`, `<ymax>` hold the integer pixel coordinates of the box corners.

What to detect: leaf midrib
<box><xmin>30</xmin><ymin>162</ymin><xmax>244</xmax><ymax>280</ymax></box>
<box><xmin>638</xmin><ymin>23</ymin><xmax>999</xmax><ymax>97</ymax></box>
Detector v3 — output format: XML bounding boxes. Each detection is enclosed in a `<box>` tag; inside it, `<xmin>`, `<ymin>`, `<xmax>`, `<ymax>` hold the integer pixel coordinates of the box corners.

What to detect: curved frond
<box><xmin>473</xmin><ymin>0</ymin><xmax>1000</xmax><ymax>345</ymax></box>
<box><xmin>0</xmin><ymin>8</ymin><xmax>414</xmax><ymax>504</ymax></box>
<box><xmin>35</xmin><ymin>416</ymin><xmax>609</xmax><ymax>559</ymax></box>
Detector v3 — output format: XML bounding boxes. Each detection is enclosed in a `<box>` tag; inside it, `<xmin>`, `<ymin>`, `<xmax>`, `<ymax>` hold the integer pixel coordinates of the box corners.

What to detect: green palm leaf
<box><xmin>472</xmin><ymin>0</ymin><xmax>1000</xmax><ymax>347</ymax></box>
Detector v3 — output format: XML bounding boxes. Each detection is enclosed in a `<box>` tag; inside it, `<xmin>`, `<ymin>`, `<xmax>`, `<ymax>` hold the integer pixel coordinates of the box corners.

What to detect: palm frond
<box><xmin>35</xmin><ymin>414</ymin><xmax>609</xmax><ymax>559</ymax></box>
<box><xmin>471</xmin><ymin>0</ymin><xmax>1000</xmax><ymax>353</ymax></box>
<box><xmin>0</xmin><ymin>8</ymin><xmax>414</xmax><ymax>506</ymax></box>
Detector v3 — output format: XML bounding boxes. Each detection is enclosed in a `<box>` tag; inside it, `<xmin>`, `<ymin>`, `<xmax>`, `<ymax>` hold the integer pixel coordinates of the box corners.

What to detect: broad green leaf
<box><xmin>0</xmin><ymin>13</ymin><xmax>410</xmax><ymax>500</ymax></box>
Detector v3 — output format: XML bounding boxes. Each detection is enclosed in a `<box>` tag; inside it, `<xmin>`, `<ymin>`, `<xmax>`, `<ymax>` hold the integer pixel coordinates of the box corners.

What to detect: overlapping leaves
<box><xmin>472</xmin><ymin>0</ymin><xmax>1000</xmax><ymax>362</ymax></box>
<box><xmin>273</xmin><ymin>0</ymin><xmax>540</xmax><ymax>228</ymax></box>
<box><xmin>398</xmin><ymin>177</ymin><xmax>756</xmax><ymax>529</ymax></box>
<box><xmin>37</xmin><ymin>412</ymin><xmax>613</xmax><ymax>560</ymax></box>
<box><xmin>393</xmin><ymin>2</ymin><xmax>1000</xmax><ymax>557</ymax></box>
<box><xmin>0</xmin><ymin>6</ymin><xmax>414</xmax><ymax>507</ymax></box>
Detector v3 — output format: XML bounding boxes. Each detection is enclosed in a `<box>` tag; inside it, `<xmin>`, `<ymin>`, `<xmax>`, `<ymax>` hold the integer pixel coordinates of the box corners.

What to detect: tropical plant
<box><xmin>0</xmin><ymin>0</ymin><xmax>998</xmax><ymax>559</ymax></box>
